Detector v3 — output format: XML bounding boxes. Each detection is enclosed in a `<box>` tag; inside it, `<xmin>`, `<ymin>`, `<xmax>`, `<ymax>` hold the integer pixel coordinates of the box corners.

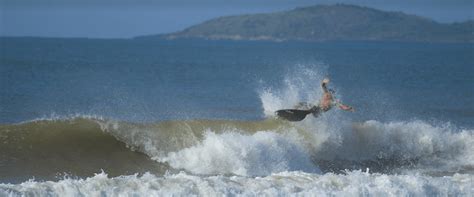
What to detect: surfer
<box><xmin>316</xmin><ymin>77</ymin><xmax>354</xmax><ymax>113</ymax></box>
<box><xmin>275</xmin><ymin>77</ymin><xmax>354</xmax><ymax>121</ymax></box>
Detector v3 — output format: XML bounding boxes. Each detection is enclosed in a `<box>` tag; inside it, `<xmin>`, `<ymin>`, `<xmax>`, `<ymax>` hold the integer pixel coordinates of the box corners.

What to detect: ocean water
<box><xmin>0</xmin><ymin>37</ymin><xmax>473</xmax><ymax>196</ymax></box>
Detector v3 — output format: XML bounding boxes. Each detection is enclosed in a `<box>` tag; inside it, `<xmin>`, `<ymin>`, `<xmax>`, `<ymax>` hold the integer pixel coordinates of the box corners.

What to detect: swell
<box><xmin>1</xmin><ymin>116</ymin><xmax>473</xmax><ymax>183</ymax></box>
<box><xmin>97</xmin><ymin>116</ymin><xmax>473</xmax><ymax>176</ymax></box>
<box><xmin>96</xmin><ymin>118</ymin><xmax>296</xmax><ymax>158</ymax></box>
<box><xmin>0</xmin><ymin>118</ymin><xmax>166</xmax><ymax>183</ymax></box>
<box><xmin>0</xmin><ymin>117</ymin><xmax>293</xmax><ymax>183</ymax></box>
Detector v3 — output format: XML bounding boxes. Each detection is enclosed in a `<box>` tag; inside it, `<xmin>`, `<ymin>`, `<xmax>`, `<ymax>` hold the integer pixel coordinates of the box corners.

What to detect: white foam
<box><xmin>1</xmin><ymin>171</ymin><xmax>472</xmax><ymax>196</ymax></box>
<box><xmin>102</xmin><ymin>115</ymin><xmax>473</xmax><ymax>177</ymax></box>
<box><xmin>311</xmin><ymin>120</ymin><xmax>474</xmax><ymax>172</ymax></box>
<box><xmin>259</xmin><ymin>65</ymin><xmax>327</xmax><ymax>117</ymax></box>
<box><xmin>160</xmin><ymin>130</ymin><xmax>320</xmax><ymax>176</ymax></box>
<box><xmin>61</xmin><ymin>63</ymin><xmax>472</xmax><ymax>180</ymax></box>
<box><xmin>257</xmin><ymin>64</ymin><xmax>474</xmax><ymax>174</ymax></box>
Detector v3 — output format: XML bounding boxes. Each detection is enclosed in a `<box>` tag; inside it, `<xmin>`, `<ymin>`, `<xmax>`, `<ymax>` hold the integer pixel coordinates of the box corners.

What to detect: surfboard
<box><xmin>275</xmin><ymin>109</ymin><xmax>313</xmax><ymax>121</ymax></box>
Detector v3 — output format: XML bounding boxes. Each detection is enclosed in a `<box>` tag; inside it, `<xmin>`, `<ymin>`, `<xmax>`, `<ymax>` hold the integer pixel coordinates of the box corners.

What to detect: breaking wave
<box><xmin>1</xmin><ymin>115</ymin><xmax>472</xmax><ymax>182</ymax></box>
<box><xmin>1</xmin><ymin>65</ymin><xmax>472</xmax><ymax>195</ymax></box>
<box><xmin>1</xmin><ymin>171</ymin><xmax>472</xmax><ymax>196</ymax></box>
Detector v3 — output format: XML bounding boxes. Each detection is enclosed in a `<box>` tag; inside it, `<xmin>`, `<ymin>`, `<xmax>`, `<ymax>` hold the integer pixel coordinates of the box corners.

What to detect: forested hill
<box><xmin>138</xmin><ymin>4</ymin><xmax>474</xmax><ymax>43</ymax></box>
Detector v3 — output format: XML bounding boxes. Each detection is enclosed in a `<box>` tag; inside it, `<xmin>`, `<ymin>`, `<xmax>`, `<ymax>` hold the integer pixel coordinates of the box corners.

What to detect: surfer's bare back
<box><xmin>275</xmin><ymin>78</ymin><xmax>354</xmax><ymax>121</ymax></box>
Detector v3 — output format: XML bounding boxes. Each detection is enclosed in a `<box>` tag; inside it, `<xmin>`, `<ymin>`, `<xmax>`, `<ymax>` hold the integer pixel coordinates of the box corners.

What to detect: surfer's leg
<box><xmin>310</xmin><ymin>106</ymin><xmax>322</xmax><ymax>118</ymax></box>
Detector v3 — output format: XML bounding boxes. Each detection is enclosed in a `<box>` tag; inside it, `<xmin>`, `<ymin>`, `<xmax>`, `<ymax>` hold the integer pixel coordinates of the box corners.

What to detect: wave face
<box><xmin>0</xmin><ymin>118</ymin><xmax>166</xmax><ymax>183</ymax></box>
<box><xmin>98</xmin><ymin>118</ymin><xmax>321</xmax><ymax>176</ymax></box>
<box><xmin>1</xmin><ymin>116</ymin><xmax>472</xmax><ymax>182</ymax></box>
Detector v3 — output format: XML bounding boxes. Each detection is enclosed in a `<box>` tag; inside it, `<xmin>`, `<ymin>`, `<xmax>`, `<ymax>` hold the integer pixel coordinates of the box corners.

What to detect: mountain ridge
<box><xmin>137</xmin><ymin>4</ymin><xmax>474</xmax><ymax>43</ymax></box>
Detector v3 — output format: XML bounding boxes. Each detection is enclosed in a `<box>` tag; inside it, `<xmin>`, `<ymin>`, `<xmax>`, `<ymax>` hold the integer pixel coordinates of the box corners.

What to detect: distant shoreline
<box><xmin>137</xmin><ymin>4</ymin><xmax>473</xmax><ymax>43</ymax></box>
<box><xmin>2</xmin><ymin>36</ymin><xmax>474</xmax><ymax>45</ymax></box>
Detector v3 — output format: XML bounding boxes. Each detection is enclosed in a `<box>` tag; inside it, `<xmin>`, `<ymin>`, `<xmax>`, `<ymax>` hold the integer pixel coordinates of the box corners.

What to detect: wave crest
<box><xmin>2</xmin><ymin>115</ymin><xmax>472</xmax><ymax>181</ymax></box>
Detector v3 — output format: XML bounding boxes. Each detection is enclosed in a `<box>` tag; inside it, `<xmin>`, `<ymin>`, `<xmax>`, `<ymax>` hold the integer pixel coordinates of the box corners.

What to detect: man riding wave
<box><xmin>275</xmin><ymin>77</ymin><xmax>354</xmax><ymax>121</ymax></box>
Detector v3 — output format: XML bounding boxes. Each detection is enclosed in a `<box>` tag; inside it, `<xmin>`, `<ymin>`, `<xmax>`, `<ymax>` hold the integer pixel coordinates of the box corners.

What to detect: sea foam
<box><xmin>160</xmin><ymin>130</ymin><xmax>320</xmax><ymax>176</ymax></box>
<box><xmin>1</xmin><ymin>171</ymin><xmax>471</xmax><ymax>196</ymax></box>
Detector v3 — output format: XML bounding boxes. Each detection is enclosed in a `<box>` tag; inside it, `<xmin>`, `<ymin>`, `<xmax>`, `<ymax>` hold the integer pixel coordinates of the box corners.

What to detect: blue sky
<box><xmin>1</xmin><ymin>0</ymin><xmax>473</xmax><ymax>38</ymax></box>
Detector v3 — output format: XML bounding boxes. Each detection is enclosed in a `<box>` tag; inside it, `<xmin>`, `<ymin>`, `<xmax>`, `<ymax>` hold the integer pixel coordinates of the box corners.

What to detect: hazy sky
<box><xmin>1</xmin><ymin>0</ymin><xmax>473</xmax><ymax>38</ymax></box>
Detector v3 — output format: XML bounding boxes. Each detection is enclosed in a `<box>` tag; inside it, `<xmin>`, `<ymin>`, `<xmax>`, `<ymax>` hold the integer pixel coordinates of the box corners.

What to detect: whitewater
<box><xmin>1</xmin><ymin>67</ymin><xmax>473</xmax><ymax>196</ymax></box>
<box><xmin>1</xmin><ymin>38</ymin><xmax>473</xmax><ymax>196</ymax></box>
<box><xmin>1</xmin><ymin>113</ymin><xmax>472</xmax><ymax>196</ymax></box>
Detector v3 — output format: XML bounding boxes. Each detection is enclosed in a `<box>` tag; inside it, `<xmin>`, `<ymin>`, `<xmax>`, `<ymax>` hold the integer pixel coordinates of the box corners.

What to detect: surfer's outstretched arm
<box><xmin>336</xmin><ymin>100</ymin><xmax>355</xmax><ymax>112</ymax></box>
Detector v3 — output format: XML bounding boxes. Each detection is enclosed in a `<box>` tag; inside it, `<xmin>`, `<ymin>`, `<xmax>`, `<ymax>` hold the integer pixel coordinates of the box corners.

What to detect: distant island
<box><xmin>137</xmin><ymin>4</ymin><xmax>473</xmax><ymax>43</ymax></box>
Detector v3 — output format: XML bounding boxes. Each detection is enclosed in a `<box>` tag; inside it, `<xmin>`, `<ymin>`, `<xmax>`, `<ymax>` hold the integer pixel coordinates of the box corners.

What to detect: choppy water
<box><xmin>0</xmin><ymin>38</ymin><xmax>473</xmax><ymax>196</ymax></box>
